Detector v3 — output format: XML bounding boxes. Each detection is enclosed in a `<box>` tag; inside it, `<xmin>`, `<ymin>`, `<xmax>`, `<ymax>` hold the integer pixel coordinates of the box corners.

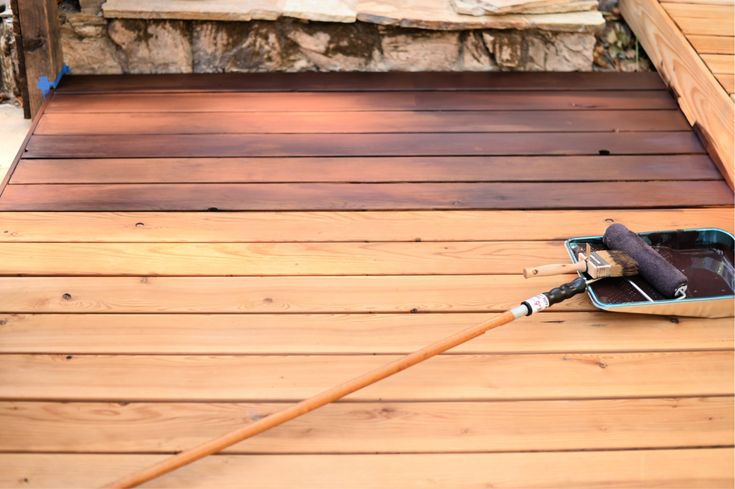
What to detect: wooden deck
<box><xmin>621</xmin><ymin>0</ymin><xmax>735</xmax><ymax>188</ymax></box>
<box><xmin>0</xmin><ymin>72</ymin><xmax>733</xmax><ymax>488</ymax></box>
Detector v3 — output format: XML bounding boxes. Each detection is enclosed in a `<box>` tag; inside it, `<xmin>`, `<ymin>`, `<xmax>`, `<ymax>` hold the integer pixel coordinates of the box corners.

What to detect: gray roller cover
<box><xmin>603</xmin><ymin>223</ymin><xmax>688</xmax><ymax>298</ymax></box>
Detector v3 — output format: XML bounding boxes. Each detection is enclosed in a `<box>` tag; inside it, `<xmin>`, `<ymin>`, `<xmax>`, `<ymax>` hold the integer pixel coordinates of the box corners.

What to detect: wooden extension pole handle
<box><xmin>101</xmin><ymin>309</ymin><xmax>520</xmax><ymax>489</ymax></box>
<box><xmin>523</xmin><ymin>262</ymin><xmax>585</xmax><ymax>278</ymax></box>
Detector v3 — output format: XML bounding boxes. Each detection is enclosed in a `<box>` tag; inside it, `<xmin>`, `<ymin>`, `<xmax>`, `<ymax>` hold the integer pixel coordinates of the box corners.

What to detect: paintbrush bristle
<box><xmin>595</xmin><ymin>250</ymin><xmax>639</xmax><ymax>277</ymax></box>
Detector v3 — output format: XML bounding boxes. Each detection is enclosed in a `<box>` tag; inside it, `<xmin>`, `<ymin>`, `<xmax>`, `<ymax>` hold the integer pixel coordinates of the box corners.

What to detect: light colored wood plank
<box><xmin>1</xmin><ymin>397</ymin><xmax>731</xmax><ymax>453</ymax></box>
<box><xmin>0</xmin><ymin>275</ymin><xmax>610</xmax><ymax>313</ymax></box>
<box><xmin>0</xmin><ymin>351</ymin><xmax>731</xmax><ymax>401</ymax></box>
<box><xmin>1</xmin><ymin>312</ymin><xmax>730</xmax><ymax>354</ymax></box>
<box><xmin>715</xmin><ymin>73</ymin><xmax>735</xmax><ymax>92</ymax></box>
<box><xmin>674</xmin><ymin>17</ymin><xmax>734</xmax><ymax>35</ymax></box>
<box><xmin>0</xmin><ymin>241</ymin><xmax>596</xmax><ymax>276</ymax></box>
<box><xmin>0</xmin><ymin>449</ymin><xmax>732</xmax><ymax>489</ymax></box>
<box><xmin>621</xmin><ymin>0</ymin><xmax>735</xmax><ymax>188</ymax></box>
<box><xmin>0</xmin><ymin>209</ymin><xmax>731</xmax><ymax>242</ymax></box>
<box><xmin>687</xmin><ymin>34</ymin><xmax>735</xmax><ymax>54</ymax></box>
<box><xmin>703</xmin><ymin>53</ymin><xmax>735</xmax><ymax>74</ymax></box>
<box><xmin>662</xmin><ymin>2</ymin><xmax>735</xmax><ymax>16</ymax></box>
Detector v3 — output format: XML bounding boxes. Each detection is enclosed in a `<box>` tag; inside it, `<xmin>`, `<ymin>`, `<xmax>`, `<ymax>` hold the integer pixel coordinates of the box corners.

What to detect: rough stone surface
<box><xmin>60</xmin><ymin>13</ymin><xmax>123</xmax><ymax>74</ymax></box>
<box><xmin>108</xmin><ymin>19</ymin><xmax>192</xmax><ymax>73</ymax></box>
<box><xmin>380</xmin><ymin>28</ymin><xmax>461</xmax><ymax>71</ymax></box>
<box><xmin>0</xmin><ymin>14</ymin><xmax>19</xmax><ymax>102</ymax></box>
<box><xmin>54</xmin><ymin>5</ymin><xmax>649</xmax><ymax>75</ymax></box>
<box><xmin>593</xmin><ymin>0</ymin><xmax>651</xmax><ymax>71</ymax></box>
<box><xmin>452</xmin><ymin>0</ymin><xmax>597</xmax><ymax>15</ymax></box>
<box><xmin>460</xmin><ymin>31</ymin><xmax>496</xmax><ymax>70</ymax></box>
<box><xmin>192</xmin><ymin>21</ymin><xmax>289</xmax><ymax>72</ymax></box>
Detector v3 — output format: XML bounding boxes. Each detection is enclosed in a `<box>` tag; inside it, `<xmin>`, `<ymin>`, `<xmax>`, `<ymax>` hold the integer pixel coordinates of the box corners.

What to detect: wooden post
<box><xmin>12</xmin><ymin>0</ymin><xmax>64</xmax><ymax>118</ymax></box>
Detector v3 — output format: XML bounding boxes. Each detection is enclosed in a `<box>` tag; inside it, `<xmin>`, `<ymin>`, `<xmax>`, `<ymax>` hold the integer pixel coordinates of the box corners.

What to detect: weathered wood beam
<box><xmin>13</xmin><ymin>0</ymin><xmax>64</xmax><ymax>117</ymax></box>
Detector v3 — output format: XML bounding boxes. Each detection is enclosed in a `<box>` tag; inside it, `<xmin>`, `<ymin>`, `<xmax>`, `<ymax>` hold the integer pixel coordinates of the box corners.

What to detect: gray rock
<box><xmin>193</xmin><ymin>21</ymin><xmax>293</xmax><ymax>72</ymax></box>
<box><xmin>543</xmin><ymin>32</ymin><xmax>595</xmax><ymax>70</ymax></box>
<box><xmin>282</xmin><ymin>21</ymin><xmax>381</xmax><ymax>71</ymax></box>
<box><xmin>525</xmin><ymin>30</ymin><xmax>595</xmax><ymax>70</ymax></box>
<box><xmin>59</xmin><ymin>14</ymin><xmax>123</xmax><ymax>74</ymax></box>
<box><xmin>0</xmin><ymin>15</ymin><xmax>20</xmax><ymax>101</ymax></box>
<box><xmin>380</xmin><ymin>28</ymin><xmax>460</xmax><ymax>71</ymax></box>
<box><xmin>109</xmin><ymin>19</ymin><xmax>192</xmax><ymax>73</ymax></box>
<box><xmin>492</xmin><ymin>31</ymin><xmax>524</xmax><ymax>68</ymax></box>
<box><xmin>460</xmin><ymin>31</ymin><xmax>496</xmax><ymax>70</ymax></box>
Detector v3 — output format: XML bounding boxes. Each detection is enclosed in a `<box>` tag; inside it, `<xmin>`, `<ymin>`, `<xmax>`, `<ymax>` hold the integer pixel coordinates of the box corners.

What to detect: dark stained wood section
<box><xmin>0</xmin><ymin>72</ymin><xmax>730</xmax><ymax>211</ymax></box>
<box><xmin>0</xmin><ymin>72</ymin><xmax>733</xmax><ymax>488</ymax></box>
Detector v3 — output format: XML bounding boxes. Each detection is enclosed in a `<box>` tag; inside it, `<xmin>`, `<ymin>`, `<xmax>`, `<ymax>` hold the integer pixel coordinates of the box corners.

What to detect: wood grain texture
<box><xmin>687</xmin><ymin>34</ymin><xmax>735</xmax><ymax>54</ymax></box>
<box><xmin>1</xmin><ymin>181</ymin><xmax>730</xmax><ymax>211</ymax></box>
<box><xmin>33</xmin><ymin>110</ymin><xmax>692</xmax><ymax>135</ymax></box>
<box><xmin>14</xmin><ymin>0</ymin><xmax>64</xmax><ymax>116</ymax></box>
<box><xmin>2</xmin><ymin>449</ymin><xmax>732</xmax><ymax>489</ymax></box>
<box><xmin>45</xmin><ymin>90</ymin><xmax>678</xmax><ymax>113</ymax></box>
<box><xmin>1</xmin><ymin>397</ymin><xmax>730</xmax><ymax>453</ymax></box>
<box><xmin>702</xmin><ymin>54</ymin><xmax>735</xmax><ymax>74</ymax></box>
<box><xmin>10</xmin><ymin>155</ymin><xmax>720</xmax><ymax>184</ymax></box>
<box><xmin>0</xmin><ymin>275</ymin><xmax>596</xmax><ymax>313</ymax></box>
<box><xmin>0</xmin><ymin>351</ymin><xmax>731</xmax><ymax>401</ymax></box>
<box><xmin>0</xmin><ymin>240</ymin><xmax>698</xmax><ymax>276</ymax></box>
<box><xmin>0</xmin><ymin>209</ymin><xmax>730</xmax><ymax>242</ymax></box>
<box><xmin>0</xmin><ymin>312</ymin><xmax>731</xmax><ymax>354</ymax></box>
<box><xmin>56</xmin><ymin>72</ymin><xmax>668</xmax><ymax>93</ymax></box>
<box><xmin>22</xmin><ymin>132</ymin><xmax>705</xmax><ymax>158</ymax></box>
<box><xmin>663</xmin><ymin>3</ymin><xmax>735</xmax><ymax>35</ymax></box>
<box><xmin>621</xmin><ymin>0</ymin><xmax>735</xmax><ymax>188</ymax></box>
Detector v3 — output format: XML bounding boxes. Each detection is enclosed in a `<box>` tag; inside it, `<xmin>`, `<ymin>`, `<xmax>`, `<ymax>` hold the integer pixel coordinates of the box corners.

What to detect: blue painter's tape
<box><xmin>37</xmin><ymin>64</ymin><xmax>71</xmax><ymax>97</ymax></box>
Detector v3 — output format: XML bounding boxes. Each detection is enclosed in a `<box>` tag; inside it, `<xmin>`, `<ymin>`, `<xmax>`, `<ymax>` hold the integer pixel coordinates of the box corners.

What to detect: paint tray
<box><xmin>565</xmin><ymin>228</ymin><xmax>735</xmax><ymax>318</ymax></box>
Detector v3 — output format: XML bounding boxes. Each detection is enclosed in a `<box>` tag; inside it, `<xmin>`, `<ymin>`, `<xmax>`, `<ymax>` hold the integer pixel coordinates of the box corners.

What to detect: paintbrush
<box><xmin>523</xmin><ymin>244</ymin><xmax>638</xmax><ymax>279</ymax></box>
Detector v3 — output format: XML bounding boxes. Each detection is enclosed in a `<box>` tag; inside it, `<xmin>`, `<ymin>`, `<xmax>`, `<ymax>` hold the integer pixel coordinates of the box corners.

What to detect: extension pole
<box><xmin>101</xmin><ymin>278</ymin><xmax>587</xmax><ymax>489</ymax></box>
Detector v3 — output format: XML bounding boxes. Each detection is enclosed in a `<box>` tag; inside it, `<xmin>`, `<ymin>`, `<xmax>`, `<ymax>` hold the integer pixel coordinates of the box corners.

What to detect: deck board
<box><xmin>0</xmin><ymin>72</ymin><xmax>732</xmax><ymax>488</ymax></box>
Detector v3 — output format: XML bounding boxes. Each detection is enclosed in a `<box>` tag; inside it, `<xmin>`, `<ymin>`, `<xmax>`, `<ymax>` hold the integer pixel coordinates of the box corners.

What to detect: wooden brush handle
<box><xmin>523</xmin><ymin>262</ymin><xmax>584</xmax><ymax>278</ymax></box>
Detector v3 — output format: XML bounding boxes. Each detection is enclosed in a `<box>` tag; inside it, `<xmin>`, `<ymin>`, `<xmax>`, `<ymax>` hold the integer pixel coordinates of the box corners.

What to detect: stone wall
<box><xmin>0</xmin><ymin>0</ymin><xmax>650</xmax><ymax>105</ymax></box>
<box><xmin>63</xmin><ymin>17</ymin><xmax>601</xmax><ymax>74</ymax></box>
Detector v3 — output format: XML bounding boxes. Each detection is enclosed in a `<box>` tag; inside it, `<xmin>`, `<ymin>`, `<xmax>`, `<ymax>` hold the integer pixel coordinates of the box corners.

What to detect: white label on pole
<box><xmin>525</xmin><ymin>294</ymin><xmax>550</xmax><ymax>314</ymax></box>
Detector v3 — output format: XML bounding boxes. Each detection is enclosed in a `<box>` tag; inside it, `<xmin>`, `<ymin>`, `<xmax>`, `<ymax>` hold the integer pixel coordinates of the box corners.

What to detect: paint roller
<box><xmin>603</xmin><ymin>223</ymin><xmax>688</xmax><ymax>299</ymax></box>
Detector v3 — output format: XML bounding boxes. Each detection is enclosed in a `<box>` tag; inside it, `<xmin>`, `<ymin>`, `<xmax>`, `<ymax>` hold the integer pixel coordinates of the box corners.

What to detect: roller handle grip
<box><xmin>523</xmin><ymin>262</ymin><xmax>585</xmax><ymax>278</ymax></box>
<box><xmin>543</xmin><ymin>277</ymin><xmax>588</xmax><ymax>307</ymax></box>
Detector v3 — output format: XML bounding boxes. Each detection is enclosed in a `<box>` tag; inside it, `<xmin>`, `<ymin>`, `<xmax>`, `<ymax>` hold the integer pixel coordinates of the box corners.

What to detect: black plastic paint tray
<box><xmin>565</xmin><ymin>228</ymin><xmax>735</xmax><ymax>318</ymax></box>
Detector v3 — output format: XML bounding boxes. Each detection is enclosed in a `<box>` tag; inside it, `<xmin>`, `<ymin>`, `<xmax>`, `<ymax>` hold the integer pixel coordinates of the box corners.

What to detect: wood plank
<box><xmin>0</xmin><ymin>209</ymin><xmax>730</xmax><ymax>242</ymax></box>
<box><xmin>702</xmin><ymin>53</ymin><xmax>735</xmax><ymax>74</ymax></box>
<box><xmin>0</xmin><ymin>181</ymin><xmax>730</xmax><ymax>211</ymax></box>
<box><xmin>1</xmin><ymin>397</ymin><xmax>730</xmax><ymax>453</ymax></box>
<box><xmin>2</xmin><ymin>449</ymin><xmax>733</xmax><ymax>489</ymax></box>
<box><xmin>687</xmin><ymin>34</ymin><xmax>735</xmax><ymax>54</ymax></box>
<box><xmin>621</xmin><ymin>0</ymin><xmax>735</xmax><ymax>188</ymax></box>
<box><xmin>33</xmin><ymin>110</ymin><xmax>692</xmax><ymax>135</ymax></box>
<box><xmin>715</xmin><ymin>73</ymin><xmax>735</xmax><ymax>92</ymax></box>
<box><xmin>45</xmin><ymin>90</ymin><xmax>678</xmax><ymax>113</ymax></box>
<box><xmin>0</xmin><ymin>351</ymin><xmax>732</xmax><ymax>401</ymax></box>
<box><xmin>662</xmin><ymin>2</ymin><xmax>735</xmax><ymax>15</ymax></box>
<box><xmin>10</xmin><ymin>155</ymin><xmax>720</xmax><ymax>184</ymax></box>
<box><xmin>664</xmin><ymin>11</ymin><xmax>735</xmax><ymax>37</ymax></box>
<box><xmin>1</xmin><ymin>312</ymin><xmax>731</xmax><ymax>354</ymax></box>
<box><xmin>0</xmin><ymin>240</ymin><xmax>586</xmax><ymax>276</ymax></box>
<box><xmin>23</xmin><ymin>132</ymin><xmax>704</xmax><ymax>159</ymax></box>
<box><xmin>0</xmin><ymin>275</ymin><xmax>597</xmax><ymax>313</ymax></box>
<box><xmin>56</xmin><ymin>72</ymin><xmax>668</xmax><ymax>93</ymax></box>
